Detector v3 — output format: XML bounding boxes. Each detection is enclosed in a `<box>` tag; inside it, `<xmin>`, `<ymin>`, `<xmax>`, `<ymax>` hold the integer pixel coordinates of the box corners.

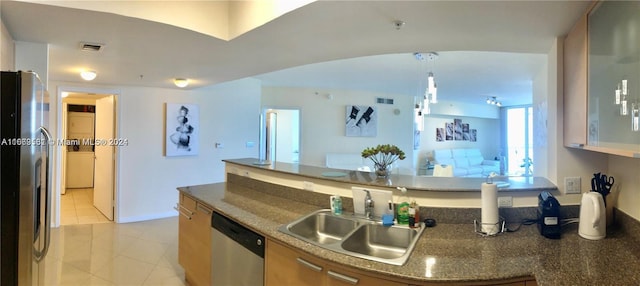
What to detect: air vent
<box><xmin>376</xmin><ymin>98</ymin><xmax>394</xmax><ymax>105</ymax></box>
<box><xmin>80</xmin><ymin>42</ymin><xmax>104</xmax><ymax>52</ymax></box>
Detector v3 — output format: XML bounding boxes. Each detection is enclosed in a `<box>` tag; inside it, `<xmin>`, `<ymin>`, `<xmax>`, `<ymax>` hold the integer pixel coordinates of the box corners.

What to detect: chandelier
<box><xmin>414</xmin><ymin>52</ymin><xmax>438</xmax><ymax>119</ymax></box>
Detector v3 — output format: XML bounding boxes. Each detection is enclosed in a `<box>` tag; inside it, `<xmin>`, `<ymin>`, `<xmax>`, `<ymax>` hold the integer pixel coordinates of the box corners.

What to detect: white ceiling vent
<box><xmin>80</xmin><ymin>42</ymin><xmax>104</xmax><ymax>52</ymax></box>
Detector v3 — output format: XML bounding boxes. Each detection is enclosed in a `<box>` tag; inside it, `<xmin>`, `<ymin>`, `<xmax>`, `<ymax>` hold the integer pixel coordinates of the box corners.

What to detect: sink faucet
<box><xmin>364</xmin><ymin>190</ymin><xmax>374</xmax><ymax>219</ymax></box>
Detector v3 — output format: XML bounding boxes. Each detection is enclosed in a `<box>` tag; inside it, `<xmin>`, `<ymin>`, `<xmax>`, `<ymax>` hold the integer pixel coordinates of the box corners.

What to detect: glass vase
<box><xmin>375</xmin><ymin>165</ymin><xmax>391</xmax><ymax>178</ymax></box>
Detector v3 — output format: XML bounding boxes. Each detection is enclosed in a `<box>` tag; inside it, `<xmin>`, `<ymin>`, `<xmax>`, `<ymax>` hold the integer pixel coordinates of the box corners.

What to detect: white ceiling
<box><xmin>1</xmin><ymin>1</ymin><xmax>591</xmax><ymax>106</ymax></box>
<box><xmin>255</xmin><ymin>51</ymin><xmax>546</xmax><ymax>106</ymax></box>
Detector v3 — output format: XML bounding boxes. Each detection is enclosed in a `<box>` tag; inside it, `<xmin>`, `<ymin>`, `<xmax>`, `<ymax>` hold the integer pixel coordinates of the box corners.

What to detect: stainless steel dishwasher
<box><xmin>211</xmin><ymin>211</ymin><xmax>265</xmax><ymax>286</ymax></box>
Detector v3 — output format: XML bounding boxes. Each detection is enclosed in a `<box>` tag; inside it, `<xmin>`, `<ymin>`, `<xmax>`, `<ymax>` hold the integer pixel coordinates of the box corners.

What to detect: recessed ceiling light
<box><xmin>174</xmin><ymin>78</ymin><xmax>189</xmax><ymax>88</ymax></box>
<box><xmin>80</xmin><ymin>70</ymin><xmax>97</xmax><ymax>81</ymax></box>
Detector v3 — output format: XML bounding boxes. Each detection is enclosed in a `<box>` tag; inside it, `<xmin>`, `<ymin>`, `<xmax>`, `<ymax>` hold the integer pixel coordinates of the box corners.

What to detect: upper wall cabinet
<box><xmin>565</xmin><ymin>1</ymin><xmax>640</xmax><ymax>158</ymax></box>
<box><xmin>564</xmin><ymin>11</ymin><xmax>588</xmax><ymax>148</ymax></box>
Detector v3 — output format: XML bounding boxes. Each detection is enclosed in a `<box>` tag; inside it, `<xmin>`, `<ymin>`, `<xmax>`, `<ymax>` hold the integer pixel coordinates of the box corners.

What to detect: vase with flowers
<box><xmin>361</xmin><ymin>144</ymin><xmax>406</xmax><ymax>178</ymax></box>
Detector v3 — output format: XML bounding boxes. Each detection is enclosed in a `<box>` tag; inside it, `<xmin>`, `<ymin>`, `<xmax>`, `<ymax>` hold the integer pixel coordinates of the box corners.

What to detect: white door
<box><xmin>274</xmin><ymin>109</ymin><xmax>300</xmax><ymax>163</ymax></box>
<box><xmin>94</xmin><ymin>96</ymin><xmax>114</xmax><ymax>220</ymax></box>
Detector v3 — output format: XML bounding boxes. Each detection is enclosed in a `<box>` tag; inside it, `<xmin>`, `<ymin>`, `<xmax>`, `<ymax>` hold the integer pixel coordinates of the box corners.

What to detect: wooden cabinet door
<box><xmin>326</xmin><ymin>264</ymin><xmax>407</xmax><ymax>286</ymax></box>
<box><xmin>265</xmin><ymin>239</ymin><xmax>326</xmax><ymax>286</ymax></box>
<box><xmin>178</xmin><ymin>194</ymin><xmax>212</xmax><ymax>286</ymax></box>
<box><xmin>178</xmin><ymin>194</ymin><xmax>196</xmax><ymax>269</ymax></box>
<box><xmin>563</xmin><ymin>11</ymin><xmax>588</xmax><ymax>147</ymax></box>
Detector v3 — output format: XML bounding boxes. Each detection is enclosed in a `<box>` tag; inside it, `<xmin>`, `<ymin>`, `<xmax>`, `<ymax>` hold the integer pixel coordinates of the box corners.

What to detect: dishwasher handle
<box><xmin>212</xmin><ymin>212</ymin><xmax>265</xmax><ymax>258</ymax></box>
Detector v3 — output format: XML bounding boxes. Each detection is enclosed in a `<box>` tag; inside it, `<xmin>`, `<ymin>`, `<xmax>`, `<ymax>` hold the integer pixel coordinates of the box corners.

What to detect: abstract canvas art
<box><xmin>166</xmin><ymin>103</ymin><xmax>199</xmax><ymax>156</ymax></box>
<box><xmin>439</xmin><ymin>119</ymin><xmax>477</xmax><ymax>143</ymax></box>
<box><xmin>345</xmin><ymin>105</ymin><xmax>377</xmax><ymax>137</ymax></box>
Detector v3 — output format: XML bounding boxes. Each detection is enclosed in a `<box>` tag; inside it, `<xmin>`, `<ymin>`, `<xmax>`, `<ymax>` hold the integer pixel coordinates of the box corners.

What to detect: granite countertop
<box><xmin>178</xmin><ymin>182</ymin><xmax>640</xmax><ymax>285</ymax></box>
<box><xmin>224</xmin><ymin>158</ymin><xmax>558</xmax><ymax>193</ymax></box>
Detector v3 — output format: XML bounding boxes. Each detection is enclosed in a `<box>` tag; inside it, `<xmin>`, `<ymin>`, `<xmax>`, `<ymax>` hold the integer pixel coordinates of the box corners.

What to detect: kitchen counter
<box><xmin>224</xmin><ymin>158</ymin><xmax>557</xmax><ymax>193</ymax></box>
<box><xmin>178</xmin><ymin>182</ymin><xmax>640</xmax><ymax>285</ymax></box>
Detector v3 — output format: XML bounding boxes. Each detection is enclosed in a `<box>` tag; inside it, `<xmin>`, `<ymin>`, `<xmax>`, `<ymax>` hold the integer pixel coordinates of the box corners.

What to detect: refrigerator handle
<box><xmin>35</xmin><ymin>126</ymin><xmax>52</xmax><ymax>262</ymax></box>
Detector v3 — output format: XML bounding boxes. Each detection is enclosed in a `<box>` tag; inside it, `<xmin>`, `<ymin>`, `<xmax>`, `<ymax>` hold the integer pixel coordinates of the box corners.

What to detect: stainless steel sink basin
<box><xmin>341</xmin><ymin>224</ymin><xmax>419</xmax><ymax>260</ymax></box>
<box><xmin>279</xmin><ymin>209</ymin><xmax>425</xmax><ymax>265</ymax></box>
<box><xmin>284</xmin><ymin>210</ymin><xmax>360</xmax><ymax>244</ymax></box>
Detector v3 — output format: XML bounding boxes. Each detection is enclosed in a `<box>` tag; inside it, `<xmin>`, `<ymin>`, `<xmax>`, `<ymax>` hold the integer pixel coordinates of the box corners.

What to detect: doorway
<box><xmin>55</xmin><ymin>88</ymin><xmax>118</xmax><ymax>226</ymax></box>
<box><xmin>505</xmin><ymin>106</ymin><xmax>533</xmax><ymax>176</ymax></box>
<box><xmin>260</xmin><ymin>108</ymin><xmax>300</xmax><ymax>164</ymax></box>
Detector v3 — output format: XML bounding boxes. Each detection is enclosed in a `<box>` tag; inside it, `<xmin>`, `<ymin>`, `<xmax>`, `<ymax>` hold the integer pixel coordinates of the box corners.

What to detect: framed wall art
<box><xmin>166</xmin><ymin>103</ymin><xmax>199</xmax><ymax>156</ymax></box>
<box><xmin>345</xmin><ymin>105</ymin><xmax>377</xmax><ymax>137</ymax></box>
<box><xmin>439</xmin><ymin>119</ymin><xmax>477</xmax><ymax>143</ymax></box>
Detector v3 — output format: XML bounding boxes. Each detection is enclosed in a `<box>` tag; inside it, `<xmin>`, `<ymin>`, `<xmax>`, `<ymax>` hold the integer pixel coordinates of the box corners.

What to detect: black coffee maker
<box><xmin>537</xmin><ymin>191</ymin><xmax>561</xmax><ymax>239</ymax></box>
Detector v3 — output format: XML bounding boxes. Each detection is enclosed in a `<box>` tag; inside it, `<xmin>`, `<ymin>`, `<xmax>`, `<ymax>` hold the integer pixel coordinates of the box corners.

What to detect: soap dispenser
<box><xmin>397</xmin><ymin>187</ymin><xmax>410</xmax><ymax>225</ymax></box>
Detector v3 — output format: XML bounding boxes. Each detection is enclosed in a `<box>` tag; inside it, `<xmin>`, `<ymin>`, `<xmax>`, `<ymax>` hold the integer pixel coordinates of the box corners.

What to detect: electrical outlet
<box><xmin>498</xmin><ymin>196</ymin><xmax>513</xmax><ymax>208</ymax></box>
<box><xmin>565</xmin><ymin>177</ymin><xmax>581</xmax><ymax>194</ymax></box>
<box><xmin>303</xmin><ymin>181</ymin><xmax>314</xmax><ymax>191</ymax></box>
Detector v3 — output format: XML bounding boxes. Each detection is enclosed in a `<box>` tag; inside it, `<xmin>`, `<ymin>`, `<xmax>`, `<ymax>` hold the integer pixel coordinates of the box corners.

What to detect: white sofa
<box><xmin>325</xmin><ymin>153</ymin><xmax>371</xmax><ymax>171</ymax></box>
<box><xmin>432</xmin><ymin>148</ymin><xmax>499</xmax><ymax>177</ymax></box>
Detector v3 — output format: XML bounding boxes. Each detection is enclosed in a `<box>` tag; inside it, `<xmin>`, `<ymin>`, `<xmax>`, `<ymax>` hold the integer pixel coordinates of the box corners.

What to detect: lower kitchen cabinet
<box><xmin>178</xmin><ymin>193</ymin><xmax>213</xmax><ymax>286</ymax></box>
<box><xmin>325</xmin><ymin>264</ymin><xmax>406</xmax><ymax>286</ymax></box>
<box><xmin>266</xmin><ymin>238</ymin><xmax>537</xmax><ymax>286</ymax></box>
<box><xmin>265</xmin><ymin>239</ymin><xmax>326</xmax><ymax>286</ymax></box>
<box><xmin>265</xmin><ymin>239</ymin><xmax>406</xmax><ymax>286</ymax></box>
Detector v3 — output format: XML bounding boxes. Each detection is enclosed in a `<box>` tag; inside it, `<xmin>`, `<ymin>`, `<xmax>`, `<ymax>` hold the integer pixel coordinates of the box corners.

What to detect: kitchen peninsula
<box><xmin>224</xmin><ymin>158</ymin><xmax>557</xmax><ymax>192</ymax></box>
<box><xmin>223</xmin><ymin>158</ymin><xmax>558</xmax><ymax>210</ymax></box>
<box><xmin>176</xmin><ymin>159</ymin><xmax>640</xmax><ymax>286</ymax></box>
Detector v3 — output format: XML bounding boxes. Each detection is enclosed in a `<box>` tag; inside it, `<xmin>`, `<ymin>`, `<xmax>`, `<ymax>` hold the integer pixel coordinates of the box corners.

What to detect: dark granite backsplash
<box><xmin>228</xmin><ymin>173</ymin><xmax>634</xmax><ymax>229</ymax></box>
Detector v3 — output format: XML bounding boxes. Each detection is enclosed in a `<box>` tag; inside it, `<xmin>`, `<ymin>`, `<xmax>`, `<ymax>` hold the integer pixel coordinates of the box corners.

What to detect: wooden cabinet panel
<box><xmin>326</xmin><ymin>264</ymin><xmax>406</xmax><ymax>286</ymax></box>
<box><xmin>266</xmin><ymin>239</ymin><xmax>408</xmax><ymax>286</ymax></box>
<box><xmin>178</xmin><ymin>193</ymin><xmax>212</xmax><ymax>286</ymax></box>
<box><xmin>563</xmin><ymin>11</ymin><xmax>588</xmax><ymax>147</ymax></box>
<box><xmin>265</xmin><ymin>239</ymin><xmax>326</xmax><ymax>286</ymax></box>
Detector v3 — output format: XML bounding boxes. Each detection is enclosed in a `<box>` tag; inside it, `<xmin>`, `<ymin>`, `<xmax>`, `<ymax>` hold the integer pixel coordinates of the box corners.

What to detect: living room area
<box><xmin>420</xmin><ymin>106</ymin><xmax>534</xmax><ymax>178</ymax></box>
<box><xmin>261</xmin><ymin>82</ymin><xmax>535</xmax><ymax>178</ymax></box>
<box><xmin>258</xmin><ymin>52</ymin><xmax>541</xmax><ymax>178</ymax></box>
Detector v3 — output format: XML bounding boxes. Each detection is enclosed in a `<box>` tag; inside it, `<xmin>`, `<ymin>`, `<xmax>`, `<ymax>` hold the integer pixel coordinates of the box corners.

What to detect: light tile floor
<box><xmin>44</xmin><ymin>217</ymin><xmax>185</xmax><ymax>285</ymax></box>
<box><xmin>61</xmin><ymin>188</ymin><xmax>111</xmax><ymax>225</ymax></box>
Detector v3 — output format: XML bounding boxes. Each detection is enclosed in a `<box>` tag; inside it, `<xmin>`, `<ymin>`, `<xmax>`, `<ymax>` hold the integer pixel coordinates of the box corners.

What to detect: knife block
<box><xmin>606</xmin><ymin>195</ymin><xmax>615</xmax><ymax>227</ymax></box>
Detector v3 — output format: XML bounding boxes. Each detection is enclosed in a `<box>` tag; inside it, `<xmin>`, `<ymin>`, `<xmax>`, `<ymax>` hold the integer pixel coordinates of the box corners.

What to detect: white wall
<box><xmin>1</xmin><ymin>19</ymin><xmax>15</xmax><ymax>70</ymax></box>
<box><xmin>261</xmin><ymin>86</ymin><xmax>416</xmax><ymax>173</ymax></box>
<box><xmin>420</xmin><ymin>115</ymin><xmax>500</xmax><ymax>164</ymax></box>
<box><xmin>429</xmin><ymin>100</ymin><xmax>500</xmax><ymax>119</ymax></box>
<box><xmin>49</xmin><ymin>78</ymin><xmax>261</xmax><ymax>223</ymax></box>
<box><xmin>532</xmin><ymin>57</ymin><xmax>549</xmax><ymax>179</ymax></box>
<box><xmin>609</xmin><ymin>155</ymin><xmax>640</xmax><ymax>220</ymax></box>
<box><xmin>14</xmin><ymin>41</ymin><xmax>49</xmax><ymax>89</ymax></box>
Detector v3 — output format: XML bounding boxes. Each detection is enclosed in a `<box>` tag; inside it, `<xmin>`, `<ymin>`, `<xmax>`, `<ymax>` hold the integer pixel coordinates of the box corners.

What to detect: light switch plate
<box><xmin>564</xmin><ymin>177</ymin><xmax>581</xmax><ymax>194</ymax></box>
<box><xmin>498</xmin><ymin>196</ymin><xmax>513</xmax><ymax>208</ymax></box>
<box><xmin>303</xmin><ymin>181</ymin><xmax>314</xmax><ymax>191</ymax></box>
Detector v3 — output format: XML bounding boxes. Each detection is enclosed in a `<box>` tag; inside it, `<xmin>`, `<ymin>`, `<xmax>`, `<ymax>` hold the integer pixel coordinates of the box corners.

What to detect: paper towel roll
<box><xmin>481</xmin><ymin>182</ymin><xmax>499</xmax><ymax>235</ymax></box>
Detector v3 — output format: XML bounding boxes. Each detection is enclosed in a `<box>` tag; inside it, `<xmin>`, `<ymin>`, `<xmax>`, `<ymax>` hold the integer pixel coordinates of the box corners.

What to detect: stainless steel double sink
<box><xmin>278</xmin><ymin>209</ymin><xmax>425</xmax><ymax>265</ymax></box>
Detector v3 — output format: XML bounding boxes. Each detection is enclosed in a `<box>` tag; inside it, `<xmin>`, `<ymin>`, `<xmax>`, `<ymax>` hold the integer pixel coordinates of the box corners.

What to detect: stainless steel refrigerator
<box><xmin>1</xmin><ymin>71</ymin><xmax>52</xmax><ymax>286</ymax></box>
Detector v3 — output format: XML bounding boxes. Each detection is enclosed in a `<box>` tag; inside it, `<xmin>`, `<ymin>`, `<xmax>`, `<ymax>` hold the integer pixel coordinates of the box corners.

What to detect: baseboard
<box><xmin>117</xmin><ymin>211</ymin><xmax>178</xmax><ymax>223</ymax></box>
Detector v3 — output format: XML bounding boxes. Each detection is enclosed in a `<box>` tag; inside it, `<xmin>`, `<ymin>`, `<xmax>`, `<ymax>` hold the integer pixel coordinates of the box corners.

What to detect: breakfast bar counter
<box><xmin>223</xmin><ymin>158</ymin><xmax>557</xmax><ymax>193</ymax></box>
<box><xmin>178</xmin><ymin>180</ymin><xmax>640</xmax><ymax>285</ymax></box>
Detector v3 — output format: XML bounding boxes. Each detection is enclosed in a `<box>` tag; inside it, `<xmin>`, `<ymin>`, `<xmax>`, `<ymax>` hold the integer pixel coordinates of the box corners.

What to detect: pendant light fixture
<box><xmin>425</xmin><ymin>52</ymin><xmax>438</xmax><ymax>104</ymax></box>
<box><xmin>414</xmin><ymin>52</ymin><xmax>439</xmax><ymax>118</ymax></box>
